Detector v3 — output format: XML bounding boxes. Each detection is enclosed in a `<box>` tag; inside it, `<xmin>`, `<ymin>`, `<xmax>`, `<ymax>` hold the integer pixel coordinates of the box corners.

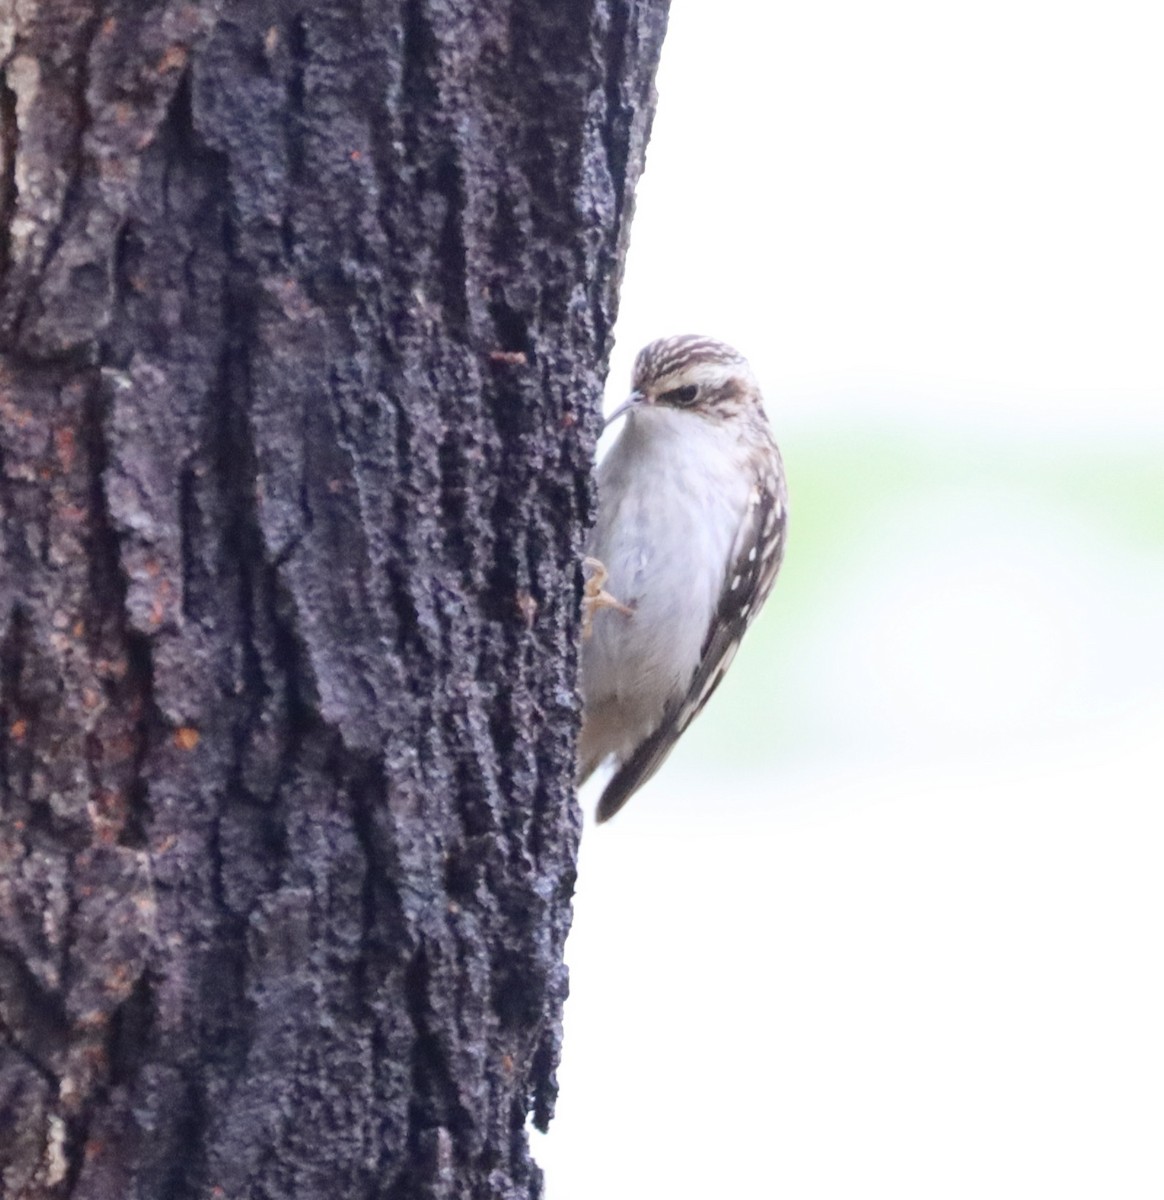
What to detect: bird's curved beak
<box><xmin>603</xmin><ymin>389</ymin><xmax>646</xmax><ymax>430</ymax></box>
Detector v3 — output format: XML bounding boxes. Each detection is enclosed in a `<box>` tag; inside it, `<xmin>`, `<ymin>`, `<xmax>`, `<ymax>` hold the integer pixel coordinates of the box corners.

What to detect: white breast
<box><xmin>580</xmin><ymin>406</ymin><xmax>752</xmax><ymax>769</ymax></box>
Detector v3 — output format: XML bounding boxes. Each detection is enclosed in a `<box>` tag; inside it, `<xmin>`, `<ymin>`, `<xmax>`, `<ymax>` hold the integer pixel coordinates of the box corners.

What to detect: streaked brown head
<box><xmin>607</xmin><ymin>335</ymin><xmax>765</xmax><ymax>427</ymax></box>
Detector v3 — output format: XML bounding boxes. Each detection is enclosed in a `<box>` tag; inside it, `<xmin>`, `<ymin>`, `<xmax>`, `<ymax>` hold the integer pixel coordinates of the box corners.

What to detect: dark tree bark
<box><xmin>0</xmin><ymin>3</ymin><xmax>667</xmax><ymax>1196</ymax></box>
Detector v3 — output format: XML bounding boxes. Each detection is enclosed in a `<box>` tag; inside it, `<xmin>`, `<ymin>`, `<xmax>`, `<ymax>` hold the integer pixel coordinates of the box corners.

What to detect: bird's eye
<box><xmin>658</xmin><ymin>384</ymin><xmax>699</xmax><ymax>406</ymax></box>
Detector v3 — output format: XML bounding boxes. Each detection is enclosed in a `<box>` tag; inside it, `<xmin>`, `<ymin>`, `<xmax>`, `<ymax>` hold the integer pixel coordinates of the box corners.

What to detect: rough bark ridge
<box><xmin>0</xmin><ymin>2</ymin><xmax>668</xmax><ymax>1196</ymax></box>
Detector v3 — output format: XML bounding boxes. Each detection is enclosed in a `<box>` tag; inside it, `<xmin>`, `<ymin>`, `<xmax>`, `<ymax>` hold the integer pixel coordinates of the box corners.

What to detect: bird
<box><xmin>579</xmin><ymin>334</ymin><xmax>788</xmax><ymax>822</ymax></box>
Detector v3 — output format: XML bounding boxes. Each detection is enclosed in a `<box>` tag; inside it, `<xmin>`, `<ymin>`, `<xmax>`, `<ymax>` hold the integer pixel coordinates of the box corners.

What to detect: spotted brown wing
<box><xmin>596</xmin><ymin>453</ymin><xmax>788</xmax><ymax>822</ymax></box>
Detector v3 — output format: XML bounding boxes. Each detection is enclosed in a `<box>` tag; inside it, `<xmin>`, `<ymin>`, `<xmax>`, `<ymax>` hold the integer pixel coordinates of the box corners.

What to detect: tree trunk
<box><xmin>0</xmin><ymin>3</ymin><xmax>667</xmax><ymax>1196</ymax></box>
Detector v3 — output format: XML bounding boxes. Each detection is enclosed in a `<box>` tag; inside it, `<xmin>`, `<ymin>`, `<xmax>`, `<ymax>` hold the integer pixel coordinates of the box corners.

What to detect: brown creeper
<box><xmin>579</xmin><ymin>335</ymin><xmax>788</xmax><ymax>821</ymax></box>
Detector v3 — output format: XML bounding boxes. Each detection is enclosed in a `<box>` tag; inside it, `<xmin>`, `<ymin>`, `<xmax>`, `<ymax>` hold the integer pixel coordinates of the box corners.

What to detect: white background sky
<box><xmin>540</xmin><ymin>2</ymin><xmax>1164</xmax><ymax>1196</ymax></box>
<box><xmin>608</xmin><ymin>0</ymin><xmax>1164</xmax><ymax>436</ymax></box>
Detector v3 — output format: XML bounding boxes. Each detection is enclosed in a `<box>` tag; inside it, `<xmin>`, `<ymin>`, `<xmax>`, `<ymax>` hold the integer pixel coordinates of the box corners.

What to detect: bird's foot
<box><xmin>582</xmin><ymin>557</ymin><xmax>634</xmax><ymax>639</ymax></box>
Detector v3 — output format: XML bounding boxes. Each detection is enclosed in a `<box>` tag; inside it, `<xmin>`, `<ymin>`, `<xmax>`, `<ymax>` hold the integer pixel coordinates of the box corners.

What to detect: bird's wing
<box><xmin>596</xmin><ymin>456</ymin><xmax>788</xmax><ymax>822</ymax></box>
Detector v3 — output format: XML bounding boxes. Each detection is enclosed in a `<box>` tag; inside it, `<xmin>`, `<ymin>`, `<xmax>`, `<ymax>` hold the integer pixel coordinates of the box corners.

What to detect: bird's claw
<box><xmin>582</xmin><ymin>557</ymin><xmax>634</xmax><ymax>639</ymax></box>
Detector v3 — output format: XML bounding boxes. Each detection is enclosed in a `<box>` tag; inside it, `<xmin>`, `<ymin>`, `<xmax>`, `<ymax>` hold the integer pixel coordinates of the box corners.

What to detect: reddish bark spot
<box><xmin>107</xmin><ymin>964</ymin><xmax>132</xmax><ymax>994</ymax></box>
<box><xmin>54</xmin><ymin>426</ymin><xmax>78</xmax><ymax>472</ymax></box>
<box><xmin>174</xmin><ymin>726</ymin><xmax>200</xmax><ymax>751</ymax></box>
<box><xmin>149</xmin><ymin>580</ymin><xmax>174</xmax><ymax>626</ymax></box>
<box><xmin>9</xmin><ymin>719</ymin><xmax>28</xmax><ymax>742</ymax></box>
<box><xmin>158</xmin><ymin>45</ymin><xmax>188</xmax><ymax>74</ymax></box>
